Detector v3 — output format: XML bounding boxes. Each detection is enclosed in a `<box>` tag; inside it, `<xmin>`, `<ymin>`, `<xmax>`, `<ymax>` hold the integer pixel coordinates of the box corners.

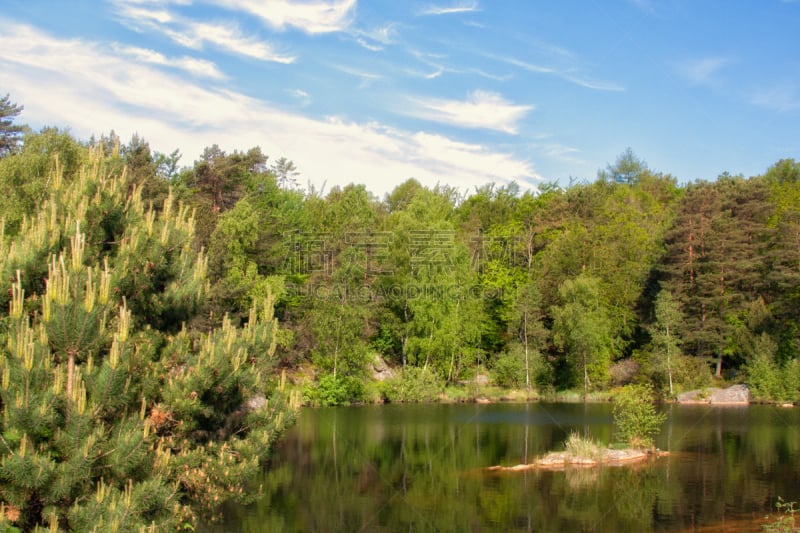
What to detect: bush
<box><xmin>491</xmin><ymin>343</ymin><xmax>552</xmax><ymax>391</ymax></box>
<box><xmin>380</xmin><ymin>367</ymin><xmax>443</xmax><ymax>403</ymax></box>
<box><xmin>492</xmin><ymin>351</ymin><xmax>526</xmax><ymax>389</ymax></box>
<box><xmin>304</xmin><ymin>374</ymin><xmax>366</xmax><ymax>406</ymax></box>
<box><xmin>746</xmin><ymin>353</ymin><xmax>787</xmax><ymax>402</ymax></box>
<box><xmin>672</xmin><ymin>354</ymin><xmax>714</xmax><ymax>393</ymax></box>
<box><xmin>612</xmin><ymin>384</ymin><xmax>666</xmax><ymax>449</ymax></box>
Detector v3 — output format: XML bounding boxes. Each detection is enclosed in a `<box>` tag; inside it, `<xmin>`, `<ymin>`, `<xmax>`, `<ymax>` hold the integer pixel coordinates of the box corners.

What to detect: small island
<box><xmin>486</xmin><ymin>384</ymin><xmax>668</xmax><ymax>472</ymax></box>
<box><xmin>487</xmin><ymin>432</ymin><xmax>669</xmax><ymax>473</ymax></box>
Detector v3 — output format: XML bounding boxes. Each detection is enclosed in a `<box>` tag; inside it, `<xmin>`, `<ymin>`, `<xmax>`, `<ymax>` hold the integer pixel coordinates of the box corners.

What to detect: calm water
<box><xmin>212</xmin><ymin>403</ymin><xmax>800</xmax><ymax>532</ymax></box>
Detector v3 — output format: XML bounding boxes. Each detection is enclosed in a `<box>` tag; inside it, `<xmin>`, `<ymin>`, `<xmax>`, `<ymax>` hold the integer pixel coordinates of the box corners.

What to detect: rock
<box><xmin>536</xmin><ymin>452</ymin><xmax>567</xmax><ymax>468</ymax></box>
<box><xmin>370</xmin><ymin>355</ymin><xmax>395</xmax><ymax>381</ymax></box>
<box><xmin>605</xmin><ymin>449</ymin><xmax>648</xmax><ymax>463</ymax></box>
<box><xmin>676</xmin><ymin>385</ymin><xmax>750</xmax><ymax>405</ymax></box>
<box><xmin>676</xmin><ymin>387</ymin><xmax>718</xmax><ymax>403</ymax></box>
<box><xmin>709</xmin><ymin>384</ymin><xmax>750</xmax><ymax>404</ymax></box>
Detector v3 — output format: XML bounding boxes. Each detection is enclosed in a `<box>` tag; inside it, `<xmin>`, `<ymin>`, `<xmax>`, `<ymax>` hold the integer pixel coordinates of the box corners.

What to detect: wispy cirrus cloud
<box><xmin>352</xmin><ymin>23</ymin><xmax>399</xmax><ymax>52</ymax></box>
<box><xmin>530</xmin><ymin>141</ymin><xmax>585</xmax><ymax>165</ymax></box>
<box><xmin>418</xmin><ymin>1</ymin><xmax>480</xmax><ymax>16</ymax></box>
<box><xmin>331</xmin><ymin>64</ymin><xmax>383</xmax><ymax>88</ymax></box>
<box><xmin>213</xmin><ymin>0</ymin><xmax>357</xmax><ymax>34</ymax></box>
<box><xmin>677</xmin><ymin>56</ymin><xmax>732</xmax><ymax>86</ymax></box>
<box><xmin>112</xmin><ymin>44</ymin><xmax>226</xmax><ymax>79</ymax></box>
<box><xmin>0</xmin><ymin>23</ymin><xmax>540</xmax><ymax>195</ymax></box>
<box><xmin>111</xmin><ymin>1</ymin><xmax>296</xmax><ymax>63</ymax></box>
<box><xmin>406</xmin><ymin>90</ymin><xmax>533</xmax><ymax>134</ymax></box>
<box><xmin>286</xmin><ymin>88</ymin><xmax>313</xmax><ymax>107</ymax></box>
<box><xmin>490</xmin><ymin>54</ymin><xmax>624</xmax><ymax>91</ymax></box>
<box><xmin>751</xmin><ymin>83</ymin><xmax>800</xmax><ymax>112</ymax></box>
<box><xmin>409</xmin><ymin>49</ymin><xmax>511</xmax><ymax>82</ymax></box>
<box><xmin>627</xmin><ymin>0</ymin><xmax>657</xmax><ymax>14</ymax></box>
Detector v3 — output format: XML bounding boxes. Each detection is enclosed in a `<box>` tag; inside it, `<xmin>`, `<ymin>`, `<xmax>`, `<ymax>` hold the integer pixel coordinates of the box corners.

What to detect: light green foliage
<box><xmin>0</xmin><ymin>145</ymin><xmax>297</xmax><ymax>530</ymax></box>
<box><xmin>492</xmin><ymin>350</ymin><xmax>526</xmax><ymax>389</ymax></box>
<box><xmin>744</xmin><ymin>335</ymin><xmax>800</xmax><ymax>402</ymax></box>
<box><xmin>382</xmin><ymin>187</ymin><xmax>483</xmax><ymax>382</ymax></box>
<box><xmin>304</xmin><ymin>374</ymin><xmax>366</xmax><ymax>406</ymax></box>
<box><xmin>564</xmin><ymin>432</ymin><xmax>604</xmax><ymax>461</ymax></box>
<box><xmin>648</xmin><ymin>290</ymin><xmax>684</xmax><ymax>395</ymax></box>
<box><xmin>492</xmin><ymin>343</ymin><xmax>550</xmax><ymax>391</ymax></box>
<box><xmin>380</xmin><ymin>367</ymin><xmax>443</xmax><ymax>403</ymax></box>
<box><xmin>0</xmin><ymin>128</ymin><xmax>86</xmax><ymax>234</ymax></box>
<box><xmin>552</xmin><ymin>275</ymin><xmax>616</xmax><ymax>393</ymax></box>
<box><xmin>612</xmin><ymin>384</ymin><xmax>666</xmax><ymax>449</ymax></box>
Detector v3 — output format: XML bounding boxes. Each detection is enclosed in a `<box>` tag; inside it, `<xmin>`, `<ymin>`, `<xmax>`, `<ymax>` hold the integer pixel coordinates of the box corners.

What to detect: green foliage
<box><xmin>647</xmin><ymin>290</ymin><xmax>685</xmax><ymax>395</ymax></box>
<box><xmin>564</xmin><ymin>432</ymin><xmax>604</xmax><ymax>461</ymax></box>
<box><xmin>552</xmin><ymin>275</ymin><xmax>616</xmax><ymax>393</ymax></box>
<box><xmin>492</xmin><ymin>350</ymin><xmax>526</xmax><ymax>389</ymax></box>
<box><xmin>0</xmin><ymin>127</ymin><xmax>86</xmax><ymax>235</ymax></box>
<box><xmin>0</xmin><ymin>93</ymin><xmax>25</xmax><ymax>157</ymax></box>
<box><xmin>492</xmin><ymin>343</ymin><xmax>550</xmax><ymax>391</ymax></box>
<box><xmin>0</xmin><ymin>144</ymin><xmax>298</xmax><ymax>531</ymax></box>
<box><xmin>744</xmin><ymin>336</ymin><xmax>800</xmax><ymax>403</ymax></box>
<box><xmin>612</xmin><ymin>384</ymin><xmax>666</xmax><ymax>449</ymax></box>
<box><xmin>304</xmin><ymin>374</ymin><xmax>366</xmax><ymax>406</ymax></box>
<box><xmin>380</xmin><ymin>367</ymin><xmax>444</xmax><ymax>403</ymax></box>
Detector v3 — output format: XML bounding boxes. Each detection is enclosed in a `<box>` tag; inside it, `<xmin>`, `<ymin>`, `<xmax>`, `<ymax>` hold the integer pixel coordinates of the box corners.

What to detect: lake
<box><xmin>210</xmin><ymin>403</ymin><xmax>800</xmax><ymax>532</ymax></box>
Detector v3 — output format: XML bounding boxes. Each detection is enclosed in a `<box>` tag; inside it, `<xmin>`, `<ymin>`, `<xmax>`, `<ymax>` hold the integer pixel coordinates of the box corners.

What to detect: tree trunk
<box><xmin>666</xmin><ymin>325</ymin><xmax>674</xmax><ymax>396</ymax></box>
<box><xmin>523</xmin><ymin>311</ymin><xmax>531</xmax><ymax>394</ymax></box>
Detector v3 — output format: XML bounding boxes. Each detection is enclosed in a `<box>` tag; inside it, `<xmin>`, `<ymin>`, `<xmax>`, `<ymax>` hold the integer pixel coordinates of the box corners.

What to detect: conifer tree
<box><xmin>0</xmin><ymin>144</ymin><xmax>297</xmax><ymax>531</ymax></box>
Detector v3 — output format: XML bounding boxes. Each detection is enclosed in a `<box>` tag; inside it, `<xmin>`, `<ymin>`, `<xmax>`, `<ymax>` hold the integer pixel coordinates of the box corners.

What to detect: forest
<box><xmin>0</xmin><ymin>93</ymin><xmax>799</xmax><ymax>528</ymax></box>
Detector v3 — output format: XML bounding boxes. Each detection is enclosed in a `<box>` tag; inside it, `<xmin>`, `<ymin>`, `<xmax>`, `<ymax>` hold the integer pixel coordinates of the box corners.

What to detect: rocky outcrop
<box><xmin>676</xmin><ymin>384</ymin><xmax>750</xmax><ymax>405</ymax></box>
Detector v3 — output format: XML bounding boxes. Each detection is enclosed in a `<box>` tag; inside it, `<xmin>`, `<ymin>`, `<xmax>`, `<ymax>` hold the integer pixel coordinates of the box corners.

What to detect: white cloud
<box><xmin>112</xmin><ymin>44</ymin><xmax>227</xmax><ymax>79</ymax></box>
<box><xmin>419</xmin><ymin>1</ymin><xmax>480</xmax><ymax>16</ymax></box>
<box><xmin>0</xmin><ymin>22</ymin><xmax>539</xmax><ymax>197</ymax></box>
<box><xmin>677</xmin><ymin>56</ymin><xmax>732</xmax><ymax>86</ymax></box>
<box><xmin>112</xmin><ymin>2</ymin><xmax>296</xmax><ymax>63</ymax></box>
<box><xmin>407</xmin><ymin>90</ymin><xmax>533</xmax><ymax>134</ymax></box>
<box><xmin>352</xmin><ymin>23</ymin><xmax>399</xmax><ymax>51</ymax></box>
<box><xmin>214</xmin><ymin>0</ymin><xmax>357</xmax><ymax>34</ymax></box>
<box><xmin>175</xmin><ymin>20</ymin><xmax>296</xmax><ymax>62</ymax></box>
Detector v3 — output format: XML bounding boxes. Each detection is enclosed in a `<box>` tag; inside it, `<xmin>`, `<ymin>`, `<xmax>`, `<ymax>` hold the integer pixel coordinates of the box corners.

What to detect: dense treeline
<box><xmin>3</xmin><ymin>111</ymin><xmax>800</xmax><ymax>413</ymax></box>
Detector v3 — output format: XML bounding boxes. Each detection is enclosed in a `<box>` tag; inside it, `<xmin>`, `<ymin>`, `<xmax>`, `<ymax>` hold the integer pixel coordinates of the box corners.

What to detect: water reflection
<box><xmin>209</xmin><ymin>403</ymin><xmax>800</xmax><ymax>532</ymax></box>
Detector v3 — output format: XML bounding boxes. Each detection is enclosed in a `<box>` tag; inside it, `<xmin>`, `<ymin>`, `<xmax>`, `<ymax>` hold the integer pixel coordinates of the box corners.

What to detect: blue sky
<box><xmin>1</xmin><ymin>1</ymin><xmax>798</xmax><ymax>197</ymax></box>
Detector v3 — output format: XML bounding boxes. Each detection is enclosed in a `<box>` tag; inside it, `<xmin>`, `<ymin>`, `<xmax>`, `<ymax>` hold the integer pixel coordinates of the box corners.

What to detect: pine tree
<box><xmin>0</xmin><ymin>94</ymin><xmax>25</xmax><ymax>157</ymax></box>
<box><xmin>0</xmin><ymin>144</ymin><xmax>298</xmax><ymax>531</ymax></box>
